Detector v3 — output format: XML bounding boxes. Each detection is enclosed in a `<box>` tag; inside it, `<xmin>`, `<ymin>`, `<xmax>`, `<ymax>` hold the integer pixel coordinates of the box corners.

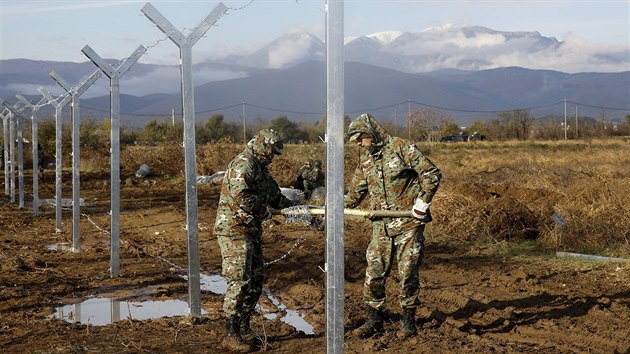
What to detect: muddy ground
<box><xmin>1</xmin><ymin>170</ymin><xmax>629</xmax><ymax>354</ymax></box>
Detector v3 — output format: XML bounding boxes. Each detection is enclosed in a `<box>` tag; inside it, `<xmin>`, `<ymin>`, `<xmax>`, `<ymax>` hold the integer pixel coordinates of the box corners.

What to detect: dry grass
<box><xmin>103</xmin><ymin>138</ymin><xmax>629</xmax><ymax>257</ymax></box>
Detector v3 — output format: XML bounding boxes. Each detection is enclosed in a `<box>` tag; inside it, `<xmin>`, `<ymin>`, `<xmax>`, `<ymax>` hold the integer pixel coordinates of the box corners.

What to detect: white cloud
<box><xmin>1</xmin><ymin>1</ymin><xmax>144</xmax><ymax>16</ymax></box>
<box><xmin>267</xmin><ymin>36</ymin><xmax>315</xmax><ymax>69</ymax></box>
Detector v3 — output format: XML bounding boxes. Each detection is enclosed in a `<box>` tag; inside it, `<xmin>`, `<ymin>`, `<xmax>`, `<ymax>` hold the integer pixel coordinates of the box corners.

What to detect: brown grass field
<box><xmin>0</xmin><ymin>138</ymin><xmax>628</xmax><ymax>353</ymax></box>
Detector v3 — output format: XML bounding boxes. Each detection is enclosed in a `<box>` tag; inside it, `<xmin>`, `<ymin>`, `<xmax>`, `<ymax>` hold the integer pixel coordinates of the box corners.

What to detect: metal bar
<box><xmin>9</xmin><ymin>113</ymin><xmax>15</xmax><ymax>203</ymax></box>
<box><xmin>326</xmin><ymin>0</ymin><xmax>345</xmax><ymax>352</ymax></box>
<box><xmin>275</xmin><ymin>207</ymin><xmax>413</xmax><ymax>219</ymax></box>
<box><xmin>17</xmin><ymin>107</ymin><xmax>24</xmax><ymax>207</ymax></box>
<box><xmin>2</xmin><ymin>114</ymin><xmax>8</xmax><ymax>195</ymax></box>
<box><xmin>110</xmin><ymin>76</ymin><xmax>121</xmax><ymax>276</ymax></box>
<box><xmin>180</xmin><ymin>44</ymin><xmax>201</xmax><ymax>316</ymax></box>
<box><xmin>16</xmin><ymin>94</ymin><xmax>45</xmax><ymax>214</ymax></box>
<box><xmin>82</xmin><ymin>46</ymin><xmax>145</xmax><ymax>277</ymax></box>
<box><xmin>50</xmin><ymin>70</ymin><xmax>102</xmax><ymax>251</ymax></box>
<box><xmin>142</xmin><ymin>2</ymin><xmax>226</xmax><ymax>317</ymax></box>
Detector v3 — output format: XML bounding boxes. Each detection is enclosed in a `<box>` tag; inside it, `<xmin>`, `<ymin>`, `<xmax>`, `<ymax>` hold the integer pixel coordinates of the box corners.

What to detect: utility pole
<box><xmin>408</xmin><ymin>99</ymin><xmax>411</xmax><ymax>140</ymax></box>
<box><xmin>242</xmin><ymin>101</ymin><xmax>246</xmax><ymax>142</ymax></box>
<box><xmin>564</xmin><ymin>98</ymin><xmax>567</xmax><ymax>140</ymax></box>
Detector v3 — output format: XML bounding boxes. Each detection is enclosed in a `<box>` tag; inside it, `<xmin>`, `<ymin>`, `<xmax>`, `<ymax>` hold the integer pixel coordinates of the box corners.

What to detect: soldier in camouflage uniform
<box><xmin>214</xmin><ymin>128</ymin><xmax>294</xmax><ymax>352</ymax></box>
<box><xmin>344</xmin><ymin>113</ymin><xmax>441</xmax><ymax>339</ymax></box>
<box><xmin>295</xmin><ymin>159</ymin><xmax>325</xmax><ymax>199</ymax></box>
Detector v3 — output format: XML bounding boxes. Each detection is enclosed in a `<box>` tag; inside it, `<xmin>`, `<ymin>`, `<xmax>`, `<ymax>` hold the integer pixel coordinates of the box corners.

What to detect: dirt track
<box><xmin>1</xmin><ymin>170</ymin><xmax>629</xmax><ymax>353</ymax></box>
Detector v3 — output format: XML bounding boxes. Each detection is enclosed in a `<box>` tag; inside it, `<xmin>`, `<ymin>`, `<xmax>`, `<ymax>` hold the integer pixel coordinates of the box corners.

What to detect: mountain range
<box><xmin>1</xmin><ymin>25</ymin><xmax>628</xmax><ymax>126</ymax></box>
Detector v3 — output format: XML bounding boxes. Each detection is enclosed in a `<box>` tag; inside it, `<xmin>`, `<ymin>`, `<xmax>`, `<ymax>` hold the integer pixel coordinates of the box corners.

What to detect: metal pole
<box><xmin>17</xmin><ymin>94</ymin><xmax>47</xmax><ymax>215</ymax></box>
<box><xmin>50</xmin><ymin>70</ymin><xmax>102</xmax><ymax>251</ymax></box>
<box><xmin>39</xmin><ymin>88</ymin><xmax>71</xmax><ymax>232</ymax></box>
<box><xmin>242</xmin><ymin>101</ymin><xmax>246</xmax><ymax>142</ymax></box>
<box><xmin>326</xmin><ymin>0</ymin><xmax>344</xmax><ymax>352</ymax></box>
<box><xmin>0</xmin><ymin>100</ymin><xmax>27</xmax><ymax>201</ymax></box>
<box><xmin>82</xmin><ymin>45</ymin><xmax>146</xmax><ymax>277</ymax></box>
<box><xmin>17</xmin><ymin>109</ymin><xmax>24</xmax><ymax>208</ymax></box>
<box><xmin>142</xmin><ymin>2</ymin><xmax>227</xmax><ymax>317</ymax></box>
<box><xmin>564</xmin><ymin>98</ymin><xmax>567</xmax><ymax>140</ymax></box>
<box><xmin>2</xmin><ymin>112</ymin><xmax>9</xmax><ymax>195</ymax></box>
<box><xmin>9</xmin><ymin>113</ymin><xmax>15</xmax><ymax>203</ymax></box>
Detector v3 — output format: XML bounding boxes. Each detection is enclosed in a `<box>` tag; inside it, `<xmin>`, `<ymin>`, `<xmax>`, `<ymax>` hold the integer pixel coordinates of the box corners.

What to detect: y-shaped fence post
<box><xmin>50</xmin><ymin>70</ymin><xmax>103</xmax><ymax>252</ymax></box>
<box><xmin>0</xmin><ymin>99</ymin><xmax>27</xmax><ymax>205</ymax></box>
<box><xmin>142</xmin><ymin>1</ymin><xmax>228</xmax><ymax>317</ymax></box>
<box><xmin>1</xmin><ymin>108</ymin><xmax>9</xmax><ymax>196</ymax></box>
<box><xmin>39</xmin><ymin>88</ymin><xmax>72</xmax><ymax>232</ymax></box>
<box><xmin>0</xmin><ymin>100</ymin><xmax>26</xmax><ymax>203</ymax></box>
<box><xmin>16</xmin><ymin>94</ymin><xmax>48</xmax><ymax>215</ymax></box>
<box><xmin>81</xmin><ymin>45</ymin><xmax>147</xmax><ymax>277</ymax></box>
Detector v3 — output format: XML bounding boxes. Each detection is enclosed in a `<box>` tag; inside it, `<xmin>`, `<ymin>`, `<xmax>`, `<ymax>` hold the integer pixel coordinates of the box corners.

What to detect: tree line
<box><xmin>9</xmin><ymin>110</ymin><xmax>630</xmax><ymax>161</ymax></box>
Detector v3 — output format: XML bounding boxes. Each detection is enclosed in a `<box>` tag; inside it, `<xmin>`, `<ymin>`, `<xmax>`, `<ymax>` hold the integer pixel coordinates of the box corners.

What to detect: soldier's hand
<box><xmin>411</xmin><ymin>197</ymin><xmax>431</xmax><ymax>221</ymax></box>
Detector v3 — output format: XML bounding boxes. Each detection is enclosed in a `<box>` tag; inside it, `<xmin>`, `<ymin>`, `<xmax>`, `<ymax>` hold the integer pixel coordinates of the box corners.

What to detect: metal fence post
<box><xmin>142</xmin><ymin>1</ymin><xmax>228</xmax><ymax>317</ymax></box>
<box><xmin>50</xmin><ymin>70</ymin><xmax>103</xmax><ymax>252</ymax></box>
<box><xmin>16</xmin><ymin>94</ymin><xmax>48</xmax><ymax>215</ymax></box>
<box><xmin>326</xmin><ymin>1</ymin><xmax>345</xmax><ymax>352</ymax></box>
<box><xmin>81</xmin><ymin>45</ymin><xmax>147</xmax><ymax>277</ymax></box>
<box><xmin>38</xmin><ymin>88</ymin><xmax>72</xmax><ymax>232</ymax></box>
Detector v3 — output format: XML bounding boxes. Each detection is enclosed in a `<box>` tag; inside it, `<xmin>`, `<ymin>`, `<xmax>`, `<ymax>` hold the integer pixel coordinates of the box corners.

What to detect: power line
<box><xmin>73</xmin><ymin>98</ymin><xmax>628</xmax><ymax>119</ymax></box>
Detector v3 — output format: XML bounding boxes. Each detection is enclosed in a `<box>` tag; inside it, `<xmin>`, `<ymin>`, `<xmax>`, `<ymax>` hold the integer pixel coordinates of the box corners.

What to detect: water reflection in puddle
<box><xmin>262</xmin><ymin>288</ymin><xmax>315</xmax><ymax>335</ymax></box>
<box><xmin>47</xmin><ymin>243</ymin><xmax>78</xmax><ymax>252</ymax></box>
<box><xmin>187</xmin><ymin>273</ymin><xmax>315</xmax><ymax>335</ymax></box>
<box><xmin>50</xmin><ymin>298</ymin><xmax>206</xmax><ymax>326</ymax></box>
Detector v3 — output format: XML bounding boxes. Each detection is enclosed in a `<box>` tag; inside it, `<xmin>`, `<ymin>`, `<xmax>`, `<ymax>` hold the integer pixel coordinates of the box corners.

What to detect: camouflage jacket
<box><xmin>297</xmin><ymin>162</ymin><xmax>325</xmax><ymax>189</ymax></box>
<box><xmin>214</xmin><ymin>146</ymin><xmax>293</xmax><ymax>237</ymax></box>
<box><xmin>344</xmin><ymin>114</ymin><xmax>441</xmax><ymax>237</ymax></box>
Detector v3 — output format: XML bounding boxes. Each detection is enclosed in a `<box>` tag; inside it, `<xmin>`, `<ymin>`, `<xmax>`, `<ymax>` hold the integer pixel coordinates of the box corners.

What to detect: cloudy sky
<box><xmin>1</xmin><ymin>1</ymin><xmax>628</xmax><ymax>69</ymax></box>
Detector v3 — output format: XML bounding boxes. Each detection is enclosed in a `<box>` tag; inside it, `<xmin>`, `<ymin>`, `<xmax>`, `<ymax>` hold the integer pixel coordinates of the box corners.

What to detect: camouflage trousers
<box><xmin>217</xmin><ymin>234</ymin><xmax>264</xmax><ymax>318</ymax></box>
<box><xmin>363</xmin><ymin>225</ymin><xmax>425</xmax><ymax>310</ymax></box>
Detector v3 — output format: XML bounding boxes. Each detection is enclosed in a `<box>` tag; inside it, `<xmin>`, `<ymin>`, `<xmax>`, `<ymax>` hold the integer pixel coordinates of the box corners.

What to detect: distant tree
<box><xmin>440</xmin><ymin>119</ymin><xmax>461</xmax><ymax>137</ymax></box>
<box><xmin>409</xmin><ymin>108</ymin><xmax>450</xmax><ymax>141</ymax></box>
<box><xmin>269</xmin><ymin>116</ymin><xmax>308</xmax><ymax>142</ymax></box>
<box><xmin>496</xmin><ymin>109</ymin><xmax>532</xmax><ymax>140</ymax></box>
<box><xmin>199</xmin><ymin>114</ymin><xmax>240</xmax><ymax>143</ymax></box>
<box><xmin>139</xmin><ymin>120</ymin><xmax>183</xmax><ymax>143</ymax></box>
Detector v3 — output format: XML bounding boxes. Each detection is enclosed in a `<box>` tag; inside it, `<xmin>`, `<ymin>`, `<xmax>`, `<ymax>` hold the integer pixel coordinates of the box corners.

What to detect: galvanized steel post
<box><xmin>326</xmin><ymin>0</ymin><xmax>345</xmax><ymax>352</ymax></box>
<box><xmin>142</xmin><ymin>1</ymin><xmax>228</xmax><ymax>317</ymax></box>
<box><xmin>2</xmin><ymin>109</ymin><xmax>9</xmax><ymax>195</ymax></box>
<box><xmin>50</xmin><ymin>70</ymin><xmax>102</xmax><ymax>252</ymax></box>
<box><xmin>16</xmin><ymin>94</ymin><xmax>48</xmax><ymax>215</ymax></box>
<box><xmin>81</xmin><ymin>45</ymin><xmax>146</xmax><ymax>277</ymax></box>
<box><xmin>39</xmin><ymin>88</ymin><xmax>72</xmax><ymax>232</ymax></box>
<box><xmin>0</xmin><ymin>100</ymin><xmax>27</xmax><ymax>203</ymax></box>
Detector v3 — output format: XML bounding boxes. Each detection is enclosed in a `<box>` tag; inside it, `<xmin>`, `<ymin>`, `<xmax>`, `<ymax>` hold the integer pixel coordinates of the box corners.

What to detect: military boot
<box><xmin>240</xmin><ymin>314</ymin><xmax>255</xmax><ymax>342</ymax></box>
<box><xmin>396</xmin><ymin>307</ymin><xmax>417</xmax><ymax>339</ymax></box>
<box><xmin>352</xmin><ymin>306</ymin><xmax>384</xmax><ymax>338</ymax></box>
<box><xmin>221</xmin><ymin>315</ymin><xmax>252</xmax><ymax>353</ymax></box>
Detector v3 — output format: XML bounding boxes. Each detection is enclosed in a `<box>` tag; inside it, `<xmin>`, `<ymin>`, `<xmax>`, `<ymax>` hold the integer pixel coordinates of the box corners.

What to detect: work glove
<box><xmin>411</xmin><ymin>197</ymin><xmax>431</xmax><ymax>221</ymax></box>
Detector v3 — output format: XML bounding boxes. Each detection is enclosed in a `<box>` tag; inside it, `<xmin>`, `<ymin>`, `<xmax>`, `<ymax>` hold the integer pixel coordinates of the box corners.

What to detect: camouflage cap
<box><xmin>346</xmin><ymin>113</ymin><xmax>374</xmax><ymax>141</ymax></box>
<box><xmin>258</xmin><ymin>128</ymin><xmax>284</xmax><ymax>155</ymax></box>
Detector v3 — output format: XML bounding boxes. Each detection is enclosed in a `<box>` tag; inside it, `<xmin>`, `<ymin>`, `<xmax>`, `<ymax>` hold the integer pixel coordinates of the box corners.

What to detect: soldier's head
<box><xmin>247</xmin><ymin>128</ymin><xmax>284</xmax><ymax>164</ymax></box>
<box><xmin>347</xmin><ymin>113</ymin><xmax>390</xmax><ymax>153</ymax></box>
<box><xmin>347</xmin><ymin>113</ymin><xmax>375</xmax><ymax>147</ymax></box>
